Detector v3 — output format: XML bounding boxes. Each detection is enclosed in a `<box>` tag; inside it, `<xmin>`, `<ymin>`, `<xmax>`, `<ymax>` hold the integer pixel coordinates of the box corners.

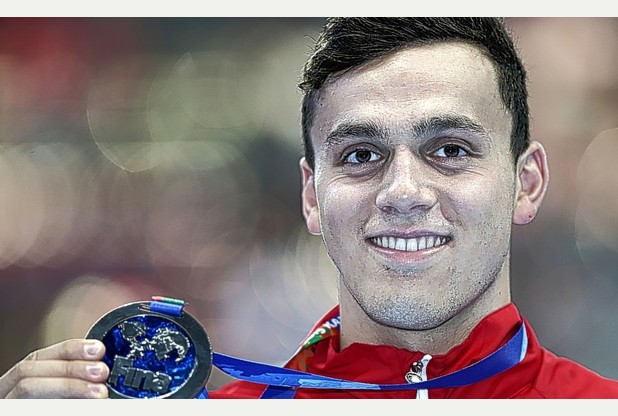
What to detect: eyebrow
<box><xmin>324</xmin><ymin>120</ymin><xmax>388</xmax><ymax>148</ymax></box>
<box><xmin>412</xmin><ymin>115</ymin><xmax>491</xmax><ymax>141</ymax></box>
<box><xmin>324</xmin><ymin>114</ymin><xmax>491</xmax><ymax>148</ymax></box>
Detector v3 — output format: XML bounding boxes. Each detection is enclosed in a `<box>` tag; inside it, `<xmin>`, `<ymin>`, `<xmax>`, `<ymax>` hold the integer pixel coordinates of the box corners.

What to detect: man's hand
<box><xmin>0</xmin><ymin>339</ymin><xmax>109</xmax><ymax>398</ymax></box>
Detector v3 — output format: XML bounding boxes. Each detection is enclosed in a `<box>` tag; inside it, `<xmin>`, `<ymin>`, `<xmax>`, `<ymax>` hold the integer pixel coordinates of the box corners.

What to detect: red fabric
<box><xmin>209</xmin><ymin>303</ymin><xmax>618</xmax><ymax>398</ymax></box>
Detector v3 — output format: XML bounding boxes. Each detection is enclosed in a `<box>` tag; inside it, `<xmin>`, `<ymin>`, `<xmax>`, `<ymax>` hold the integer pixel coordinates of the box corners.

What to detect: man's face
<box><xmin>302</xmin><ymin>42</ymin><xmax>520</xmax><ymax>330</ymax></box>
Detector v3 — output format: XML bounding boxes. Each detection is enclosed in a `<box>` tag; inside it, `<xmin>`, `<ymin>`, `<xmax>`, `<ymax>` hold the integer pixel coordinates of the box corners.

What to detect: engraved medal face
<box><xmin>86</xmin><ymin>301</ymin><xmax>213</xmax><ymax>399</ymax></box>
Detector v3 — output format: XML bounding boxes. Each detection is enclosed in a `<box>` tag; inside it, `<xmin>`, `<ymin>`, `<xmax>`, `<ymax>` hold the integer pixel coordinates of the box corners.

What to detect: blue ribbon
<box><xmin>200</xmin><ymin>322</ymin><xmax>527</xmax><ymax>398</ymax></box>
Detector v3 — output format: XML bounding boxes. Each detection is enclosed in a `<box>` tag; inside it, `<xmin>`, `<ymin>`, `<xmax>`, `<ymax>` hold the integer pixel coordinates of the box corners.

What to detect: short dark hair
<box><xmin>299</xmin><ymin>17</ymin><xmax>529</xmax><ymax>169</ymax></box>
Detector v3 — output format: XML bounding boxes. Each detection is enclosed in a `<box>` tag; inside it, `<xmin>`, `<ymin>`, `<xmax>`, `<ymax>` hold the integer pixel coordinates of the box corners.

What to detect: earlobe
<box><xmin>513</xmin><ymin>141</ymin><xmax>550</xmax><ymax>225</ymax></box>
<box><xmin>300</xmin><ymin>158</ymin><xmax>321</xmax><ymax>235</ymax></box>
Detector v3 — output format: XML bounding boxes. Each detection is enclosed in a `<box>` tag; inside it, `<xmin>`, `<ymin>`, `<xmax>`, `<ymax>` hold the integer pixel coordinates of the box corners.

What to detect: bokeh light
<box><xmin>576</xmin><ymin>128</ymin><xmax>618</xmax><ymax>273</ymax></box>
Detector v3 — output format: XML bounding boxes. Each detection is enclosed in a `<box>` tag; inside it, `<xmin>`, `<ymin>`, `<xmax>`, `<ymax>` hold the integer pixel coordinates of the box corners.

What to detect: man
<box><xmin>1</xmin><ymin>17</ymin><xmax>617</xmax><ymax>399</ymax></box>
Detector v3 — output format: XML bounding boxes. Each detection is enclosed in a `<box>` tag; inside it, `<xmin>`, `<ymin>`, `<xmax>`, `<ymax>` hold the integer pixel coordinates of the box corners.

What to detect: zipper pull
<box><xmin>405</xmin><ymin>360</ymin><xmax>424</xmax><ymax>383</ymax></box>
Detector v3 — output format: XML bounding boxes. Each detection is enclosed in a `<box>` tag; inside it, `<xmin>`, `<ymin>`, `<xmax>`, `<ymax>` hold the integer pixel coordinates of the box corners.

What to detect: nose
<box><xmin>375</xmin><ymin>148</ymin><xmax>437</xmax><ymax>214</ymax></box>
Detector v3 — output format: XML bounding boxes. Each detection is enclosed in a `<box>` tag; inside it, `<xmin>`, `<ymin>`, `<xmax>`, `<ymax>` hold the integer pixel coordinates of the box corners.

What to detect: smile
<box><xmin>369</xmin><ymin>235</ymin><xmax>449</xmax><ymax>252</ymax></box>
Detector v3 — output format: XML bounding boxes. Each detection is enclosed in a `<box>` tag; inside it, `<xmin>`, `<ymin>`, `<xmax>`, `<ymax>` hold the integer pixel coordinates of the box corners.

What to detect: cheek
<box><xmin>440</xmin><ymin>172</ymin><xmax>515</xmax><ymax>230</ymax></box>
<box><xmin>319</xmin><ymin>181</ymin><xmax>372</xmax><ymax>236</ymax></box>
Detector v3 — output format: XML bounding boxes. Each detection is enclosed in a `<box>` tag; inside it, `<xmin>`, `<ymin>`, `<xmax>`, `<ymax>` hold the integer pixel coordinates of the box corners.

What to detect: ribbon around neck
<box><xmin>207</xmin><ymin>321</ymin><xmax>527</xmax><ymax>394</ymax></box>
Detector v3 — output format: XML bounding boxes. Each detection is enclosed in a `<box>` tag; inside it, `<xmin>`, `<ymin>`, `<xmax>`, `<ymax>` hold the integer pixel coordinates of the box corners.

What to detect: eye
<box><xmin>344</xmin><ymin>149</ymin><xmax>381</xmax><ymax>164</ymax></box>
<box><xmin>434</xmin><ymin>144</ymin><xmax>468</xmax><ymax>158</ymax></box>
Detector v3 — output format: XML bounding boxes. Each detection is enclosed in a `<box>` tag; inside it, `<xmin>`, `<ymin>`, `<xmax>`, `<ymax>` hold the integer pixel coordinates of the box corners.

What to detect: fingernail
<box><xmin>87</xmin><ymin>363</ymin><xmax>104</xmax><ymax>376</ymax></box>
<box><xmin>85</xmin><ymin>341</ymin><xmax>101</xmax><ymax>356</ymax></box>
<box><xmin>89</xmin><ymin>384</ymin><xmax>102</xmax><ymax>393</ymax></box>
<box><xmin>88</xmin><ymin>383</ymin><xmax>106</xmax><ymax>398</ymax></box>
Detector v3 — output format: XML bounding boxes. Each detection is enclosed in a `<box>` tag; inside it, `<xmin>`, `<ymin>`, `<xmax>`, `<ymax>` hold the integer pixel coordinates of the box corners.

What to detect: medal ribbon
<box><xmin>198</xmin><ymin>321</ymin><xmax>527</xmax><ymax>398</ymax></box>
<box><xmin>147</xmin><ymin>297</ymin><xmax>527</xmax><ymax>399</ymax></box>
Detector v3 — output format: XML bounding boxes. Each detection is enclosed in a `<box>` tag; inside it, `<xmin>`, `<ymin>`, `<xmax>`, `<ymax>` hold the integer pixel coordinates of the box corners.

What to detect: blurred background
<box><xmin>0</xmin><ymin>17</ymin><xmax>617</xmax><ymax>391</ymax></box>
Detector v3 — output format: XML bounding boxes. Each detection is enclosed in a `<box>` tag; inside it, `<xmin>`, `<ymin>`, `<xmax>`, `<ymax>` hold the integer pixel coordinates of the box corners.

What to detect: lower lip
<box><xmin>367</xmin><ymin>238</ymin><xmax>449</xmax><ymax>263</ymax></box>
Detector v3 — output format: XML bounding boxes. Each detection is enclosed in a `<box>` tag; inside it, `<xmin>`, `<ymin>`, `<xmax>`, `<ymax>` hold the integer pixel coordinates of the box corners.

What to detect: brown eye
<box><xmin>344</xmin><ymin>149</ymin><xmax>380</xmax><ymax>164</ymax></box>
<box><xmin>435</xmin><ymin>144</ymin><xmax>467</xmax><ymax>158</ymax></box>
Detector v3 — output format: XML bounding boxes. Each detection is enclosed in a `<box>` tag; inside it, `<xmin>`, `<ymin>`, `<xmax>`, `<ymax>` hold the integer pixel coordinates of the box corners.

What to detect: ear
<box><xmin>300</xmin><ymin>157</ymin><xmax>321</xmax><ymax>235</ymax></box>
<box><xmin>512</xmin><ymin>141</ymin><xmax>550</xmax><ymax>225</ymax></box>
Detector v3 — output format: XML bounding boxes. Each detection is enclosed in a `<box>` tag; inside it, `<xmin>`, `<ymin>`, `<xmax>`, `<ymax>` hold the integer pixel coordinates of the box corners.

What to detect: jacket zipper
<box><xmin>405</xmin><ymin>354</ymin><xmax>432</xmax><ymax>399</ymax></box>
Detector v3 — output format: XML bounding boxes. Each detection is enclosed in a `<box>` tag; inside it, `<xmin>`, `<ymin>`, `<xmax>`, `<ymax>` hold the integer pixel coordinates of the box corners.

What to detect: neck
<box><xmin>338</xmin><ymin>267</ymin><xmax>511</xmax><ymax>355</ymax></box>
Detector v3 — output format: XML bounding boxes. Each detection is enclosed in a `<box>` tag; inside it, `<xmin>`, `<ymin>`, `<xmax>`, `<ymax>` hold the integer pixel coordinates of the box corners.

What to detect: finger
<box><xmin>11</xmin><ymin>359</ymin><xmax>110</xmax><ymax>382</ymax></box>
<box><xmin>0</xmin><ymin>359</ymin><xmax>109</xmax><ymax>399</ymax></box>
<box><xmin>25</xmin><ymin>339</ymin><xmax>106</xmax><ymax>362</ymax></box>
<box><xmin>5</xmin><ymin>378</ymin><xmax>108</xmax><ymax>399</ymax></box>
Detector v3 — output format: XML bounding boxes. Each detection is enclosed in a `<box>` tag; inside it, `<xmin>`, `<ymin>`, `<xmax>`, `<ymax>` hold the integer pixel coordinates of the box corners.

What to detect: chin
<box><xmin>364</xmin><ymin>299</ymin><xmax>455</xmax><ymax>331</ymax></box>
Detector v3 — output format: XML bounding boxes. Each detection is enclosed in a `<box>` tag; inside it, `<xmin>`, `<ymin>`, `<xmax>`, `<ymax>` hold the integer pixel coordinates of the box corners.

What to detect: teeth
<box><xmin>371</xmin><ymin>236</ymin><xmax>448</xmax><ymax>252</ymax></box>
<box><xmin>418</xmin><ymin>236</ymin><xmax>427</xmax><ymax>250</ymax></box>
<box><xmin>406</xmin><ymin>238</ymin><xmax>417</xmax><ymax>251</ymax></box>
<box><xmin>395</xmin><ymin>238</ymin><xmax>406</xmax><ymax>250</ymax></box>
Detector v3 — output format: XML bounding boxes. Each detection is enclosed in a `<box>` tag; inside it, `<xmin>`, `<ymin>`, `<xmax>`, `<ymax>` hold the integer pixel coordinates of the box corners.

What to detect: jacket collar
<box><xmin>288</xmin><ymin>303</ymin><xmax>541</xmax><ymax>398</ymax></box>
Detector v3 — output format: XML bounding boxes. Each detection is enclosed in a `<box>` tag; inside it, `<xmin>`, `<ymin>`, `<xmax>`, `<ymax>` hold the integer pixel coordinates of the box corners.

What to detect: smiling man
<box><xmin>1</xmin><ymin>17</ymin><xmax>618</xmax><ymax>400</ymax></box>
<box><xmin>211</xmin><ymin>17</ymin><xmax>618</xmax><ymax>399</ymax></box>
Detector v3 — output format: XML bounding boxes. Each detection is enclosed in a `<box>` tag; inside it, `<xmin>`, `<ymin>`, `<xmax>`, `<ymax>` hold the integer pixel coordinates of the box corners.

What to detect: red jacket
<box><xmin>209</xmin><ymin>303</ymin><xmax>618</xmax><ymax>398</ymax></box>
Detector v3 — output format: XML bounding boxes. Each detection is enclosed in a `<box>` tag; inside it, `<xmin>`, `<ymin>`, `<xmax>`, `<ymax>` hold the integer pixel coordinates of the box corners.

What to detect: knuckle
<box><xmin>13</xmin><ymin>361</ymin><xmax>31</xmax><ymax>380</ymax></box>
<box><xmin>60</xmin><ymin>340</ymin><xmax>75</xmax><ymax>357</ymax></box>
<box><xmin>63</xmin><ymin>362</ymin><xmax>73</xmax><ymax>378</ymax></box>
<box><xmin>24</xmin><ymin>350</ymin><xmax>39</xmax><ymax>361</ymax></box>
<box><xmin>12</xmin><ymin>379</ymin><xmax>34</xmax><ymax>398</ymax></box>
<box><xmin>66</xmin><ymin>380</ymin><xmax>82</xmax><ymax>396</ymax></box>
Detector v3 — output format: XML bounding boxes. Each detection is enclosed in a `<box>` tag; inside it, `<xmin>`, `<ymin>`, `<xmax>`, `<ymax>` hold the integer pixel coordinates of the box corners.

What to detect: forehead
<box><xmin>311</xmin><ymin>42</ymin><xmax>510</xmax><ymax>146</ymax></box>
